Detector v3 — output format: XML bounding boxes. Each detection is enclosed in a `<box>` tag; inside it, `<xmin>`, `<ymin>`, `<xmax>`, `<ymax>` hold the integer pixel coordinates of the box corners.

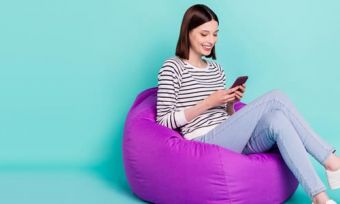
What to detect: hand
<box><xmin>234</xmin><ymin>83</ymin><xmax>246</xmax><ymax>101</ymax></box>
<box><xmin>204</xmin><ymin>87</ymin><xmax>239</xmax><ymax>108</ymax></box>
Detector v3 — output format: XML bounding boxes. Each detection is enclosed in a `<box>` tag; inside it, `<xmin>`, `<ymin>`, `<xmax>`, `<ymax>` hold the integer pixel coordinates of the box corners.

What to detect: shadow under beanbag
<box><xmin>123</xmin><ymin>87</ymin><xmax>298</xmax><ymax>204</ymax></box>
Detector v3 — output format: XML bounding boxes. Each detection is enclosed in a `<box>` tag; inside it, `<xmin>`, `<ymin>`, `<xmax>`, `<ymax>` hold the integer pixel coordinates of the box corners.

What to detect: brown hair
<box><xmin>176</xmin><ymin>4</ymin><xmax>219</xmax><ymax>60</ymax></box>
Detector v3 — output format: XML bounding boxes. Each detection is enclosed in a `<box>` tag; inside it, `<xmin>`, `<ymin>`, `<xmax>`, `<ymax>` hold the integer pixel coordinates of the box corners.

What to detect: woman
<box><xmin>156</xmin><ymin>4</ymin><xmax>340</xmax><ymax>204</ymax></box>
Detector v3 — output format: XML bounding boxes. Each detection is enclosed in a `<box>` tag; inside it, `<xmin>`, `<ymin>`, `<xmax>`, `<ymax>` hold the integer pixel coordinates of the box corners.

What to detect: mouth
<box><xmin>202</xmin><ymin>44</ymin><xmax>213</xmax><ymax>51</ymax></box>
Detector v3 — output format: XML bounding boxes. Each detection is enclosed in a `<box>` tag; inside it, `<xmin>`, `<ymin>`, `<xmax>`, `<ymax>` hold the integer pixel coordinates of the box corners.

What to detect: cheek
<box><xmin>191</xmin><ymin>36</ymin><xmax>202</xmax><ymax>48</ymax></box>
<box><xmin>192</xmin><ymin>36</ymin><xmax>200</xmax><ymax>44</ymax></box>
<box><xmin>213</xmin><ymin>37</ymin><xmax>218</xmax><ymax>43</ymax></box>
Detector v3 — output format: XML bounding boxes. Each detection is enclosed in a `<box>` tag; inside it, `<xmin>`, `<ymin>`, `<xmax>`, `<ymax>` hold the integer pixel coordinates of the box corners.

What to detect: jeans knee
<box><xmin>266</xmin><ymin>89</ymin><xmax>290</xmax><ymax>104</ymax></box>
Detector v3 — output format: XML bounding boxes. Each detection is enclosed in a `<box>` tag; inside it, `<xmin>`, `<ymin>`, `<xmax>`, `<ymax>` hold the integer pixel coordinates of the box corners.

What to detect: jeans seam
<box><xmin>277</xmin><ymin>134</ymin><xmax>324</xmax><ymax>198</ymax></box>
<box><xmin>271</xmin><ymin>98</ymin><xmax>335</xmax><ymax>163</ymax></box>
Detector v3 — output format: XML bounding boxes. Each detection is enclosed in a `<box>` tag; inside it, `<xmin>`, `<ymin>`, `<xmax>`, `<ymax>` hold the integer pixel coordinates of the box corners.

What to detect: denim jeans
<box><xmin>192</xmin><ymin>89</ymin><xmax>336</xmax><ymax>198</ymax></box>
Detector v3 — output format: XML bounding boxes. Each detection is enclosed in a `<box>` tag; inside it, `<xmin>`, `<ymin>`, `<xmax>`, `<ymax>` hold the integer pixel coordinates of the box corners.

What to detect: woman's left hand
<box><xmin>234</xmin><ymin>83</ymin><xmax>246</xmax><ymax>101</ymax></box>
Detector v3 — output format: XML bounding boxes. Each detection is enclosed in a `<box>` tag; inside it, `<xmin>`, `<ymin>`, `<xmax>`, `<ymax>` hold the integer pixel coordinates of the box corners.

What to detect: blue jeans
<box><xmin>192</xmin><ymin>89</ymin><xmax>336</xmax><ymax>198</ymax></box>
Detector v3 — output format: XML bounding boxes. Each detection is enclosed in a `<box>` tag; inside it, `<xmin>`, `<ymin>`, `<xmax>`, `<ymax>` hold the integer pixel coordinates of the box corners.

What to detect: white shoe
<box><xmin>326</xmin><ymin>168</ymin><xmax>340</xmax><ymax>189</ymax></box>
<box><xmin>312</xmin><ymin>200</ymin><xmax>337</xmax><ymax>204</ymax></box>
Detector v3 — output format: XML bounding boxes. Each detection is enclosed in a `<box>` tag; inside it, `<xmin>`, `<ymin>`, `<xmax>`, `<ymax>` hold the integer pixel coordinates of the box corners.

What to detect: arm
<box><xmin>226</xmin><ymin>102</ymin><xmax>235</xmax><ymax>115</ymax></box>
<box><xmin>183</xmin><ymin>99</ymin><xmax>212</xmax><ymax>122</ymax></box>
<box><xmin>219</xmin><ymin>65</ymin><xmax>235</xmax><ymax>115</ymax></box>
<box><xmin>226</xmin><ymin>85</ymin><xmax>246</xmax><ymax>115</ymax></box>
<box><xmin>157</xmin><ymin>62</ymin><xmax>238</xmax><ymax>128</ymax></box>
<box><xmin>186</xmin><ymin>89</ymin><xmax>238</xmax><ymax>121</ymax></box>
<box><xmin>156</xmin><ymin>64</ymin><xmax>188</xmax><ymax>129</ymax></box>
<box><xmin>185</xmin><ymin>63</ymin><xmax>239</xmax><ymax>120</ymax></box>
<box><xmin>218</xmin><ymin>64</ymin><xmax>245</xmax><ymax>116</ymax></box>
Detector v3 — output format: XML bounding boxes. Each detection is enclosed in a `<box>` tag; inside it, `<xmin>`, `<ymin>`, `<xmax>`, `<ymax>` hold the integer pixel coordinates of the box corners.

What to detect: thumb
<box><xmin>227</xmin><ymin>87</ymin><xmax>238</xmax><ymax>93</ymax></box>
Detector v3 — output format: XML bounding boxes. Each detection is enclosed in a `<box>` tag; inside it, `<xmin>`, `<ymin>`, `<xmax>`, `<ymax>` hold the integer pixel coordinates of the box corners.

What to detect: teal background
<box><xmin>0</xmin><ymin>0</ymin><xmax>339</xmax><ymax>203</ymax></box>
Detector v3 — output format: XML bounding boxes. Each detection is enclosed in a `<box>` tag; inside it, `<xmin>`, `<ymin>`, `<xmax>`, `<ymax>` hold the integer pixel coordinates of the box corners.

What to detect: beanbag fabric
<box><xmin>123</xmin><ymin>87</ymin><xmax>298</xmax><ymax>204</ymax></box>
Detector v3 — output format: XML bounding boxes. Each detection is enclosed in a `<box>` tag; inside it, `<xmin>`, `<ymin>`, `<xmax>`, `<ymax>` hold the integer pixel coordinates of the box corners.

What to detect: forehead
<box><xmin>195</xmin><ymin>20</ymin><xmax>219</xmax><ymax>32</ymax></box>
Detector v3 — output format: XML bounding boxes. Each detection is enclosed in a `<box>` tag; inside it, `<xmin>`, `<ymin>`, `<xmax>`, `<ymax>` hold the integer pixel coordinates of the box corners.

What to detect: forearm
<box><xmin>226</xmin><ymin>102</ymin><xmax>235</xmax><ymax>115</ymax></box>
<box><xmin>183</xmin><ymin>99</ymin><xmax>212</xmax><ymax>122</ymax></box>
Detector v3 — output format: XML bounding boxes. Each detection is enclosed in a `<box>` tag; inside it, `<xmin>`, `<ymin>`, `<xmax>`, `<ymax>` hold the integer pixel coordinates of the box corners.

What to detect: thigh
<box><xmin>242</xmin><ymin>111</ymin><xmax>281</xmax><ymax>154</ymax></box>
<box><xmin>193</xmin><ymin>89</ymin><xmax>285</xmax><ymax>153</ymax></box>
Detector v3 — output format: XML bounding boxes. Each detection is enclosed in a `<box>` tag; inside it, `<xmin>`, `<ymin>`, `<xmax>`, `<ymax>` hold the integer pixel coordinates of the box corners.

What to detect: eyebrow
<box><xmin>202</xmin><ymin>29</ymin><xmax>219</xmax><ymax>33</ymax></box>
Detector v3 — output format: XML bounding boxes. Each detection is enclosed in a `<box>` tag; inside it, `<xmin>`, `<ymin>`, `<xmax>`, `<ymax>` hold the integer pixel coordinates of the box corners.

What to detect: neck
<box><xmin>186</xmin><ymin>49</ymin><xmax>205</xmax><ymax>68</ymax></box>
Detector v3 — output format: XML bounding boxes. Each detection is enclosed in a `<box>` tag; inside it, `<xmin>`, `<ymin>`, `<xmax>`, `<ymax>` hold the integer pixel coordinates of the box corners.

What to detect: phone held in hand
<box><xmin>230</xmin><ymin>76</ymin><xmax>248</xmax><ymax>89</ymax></box>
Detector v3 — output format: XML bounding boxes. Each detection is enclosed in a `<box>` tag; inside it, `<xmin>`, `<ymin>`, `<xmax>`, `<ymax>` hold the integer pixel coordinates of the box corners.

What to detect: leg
<box><xmin>324</xmin><ymin>152</ymin><xmax>340</xmax><ymax>171</ymax></box>
<box><xmin>242</xmin><ymin>110</ymin><xmax>325</xmax><ymax>198</ymax></box>
<box><xmin>192</xmin><ymin>89</ymin><xmax>337</xmax><ymax>202</ymax></box>
<box><xmin>193</xmin><ymin>89</ymin><xmax>286</xmax><ymax>152</ymax></box>
<box><xmin>193</xmin><ymin>89</ymin><xmax>335</xmax><ymax>165</ymax></box>
<box><xmin>261</xmin><ymin>90</ymin><xmax>336</xmax><ymax>165</ymax></box>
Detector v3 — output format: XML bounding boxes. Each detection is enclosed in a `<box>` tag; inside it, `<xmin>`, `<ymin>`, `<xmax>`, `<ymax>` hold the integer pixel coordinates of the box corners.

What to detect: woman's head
<box><xmin>176</xmin><ymin>4</ymin><xmax>219</xmax><ymax>60</ymax></box>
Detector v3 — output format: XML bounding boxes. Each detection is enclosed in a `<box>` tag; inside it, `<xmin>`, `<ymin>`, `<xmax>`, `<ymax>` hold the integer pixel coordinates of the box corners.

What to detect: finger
<box><xmin>231</xmin><ymin>86</ymin><xmax>239</xmax><ymax>93</ymax></box>
<box><xmin>226</xmin><ymin>93</ymin><xmax>236</xmax><ymax>100</ymax></box>
<box><xmin>227</xmin><ymin>96</ymin><xmax>236</xmax><ymax>103</ymax></box>
<box><xmin>235</xmin><ymin>90</ymin><xmax>243</xmax><ymax>96</ymax></box>
<box><xmin>223</xmin><ymin>95</ymin><xmax>235</xmax><ymax>103</ymax></box>
<box><xmin>227</xmin><ymin>93</ymin><xmax>236</xmax><ymax>102</ymax></box>
<box><xmin>227</xmin><ymin>87</ymin><xmax>237</xmax><ymax>93</ymax></box>
<box><xmin>235</xmin><ymin>92</ymin><xmax>241</xmax><ymax>99</ymax></box>
<box><xmin>226</xmin><ymin>88</ymin><xmax>235</xmax><ymax>94</ymax></box>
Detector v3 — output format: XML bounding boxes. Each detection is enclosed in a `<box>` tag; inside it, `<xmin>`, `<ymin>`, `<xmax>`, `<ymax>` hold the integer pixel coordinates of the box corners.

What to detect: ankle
<box><xmin>325</xmin><ymin>164</ymin><xmax>340</xmax><ymax>171</ymax></box>
<box><xmin>324</xmin><ymin>154</ymin><xmax>340</xmax><ymax>171</ymax></box>
<box><xmin>312</xmin><ymin>192</ymin><xmax>329</xmax><ymax>204</ymax></box>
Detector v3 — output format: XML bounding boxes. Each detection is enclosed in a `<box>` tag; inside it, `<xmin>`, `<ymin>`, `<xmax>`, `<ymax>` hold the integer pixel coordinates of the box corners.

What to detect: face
<box><xmin>188</xmin><ymin>20</ymin><xmax>219</xmax><ymax>58</ymax></box>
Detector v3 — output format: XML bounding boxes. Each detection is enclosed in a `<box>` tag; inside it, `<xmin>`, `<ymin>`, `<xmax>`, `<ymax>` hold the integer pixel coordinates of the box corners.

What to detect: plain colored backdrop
<box><xmin>0</xmin><ymin>0</ymin><xmax>339</xmax><ymax>203</ymax></box>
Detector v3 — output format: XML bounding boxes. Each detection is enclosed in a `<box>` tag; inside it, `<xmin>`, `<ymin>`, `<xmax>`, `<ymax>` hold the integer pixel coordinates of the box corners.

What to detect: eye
<box><xmin>201</xmin><ymin>33</ymin><xmax>208</xmax><ymax>37</ymax></box>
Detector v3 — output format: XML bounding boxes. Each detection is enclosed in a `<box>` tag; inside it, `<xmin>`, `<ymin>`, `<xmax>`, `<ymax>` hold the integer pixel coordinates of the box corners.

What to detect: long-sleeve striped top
<box><xmin>156</xmin><ymin>56</ymin><xmax>231</xmax><ymax>140</ymax></box>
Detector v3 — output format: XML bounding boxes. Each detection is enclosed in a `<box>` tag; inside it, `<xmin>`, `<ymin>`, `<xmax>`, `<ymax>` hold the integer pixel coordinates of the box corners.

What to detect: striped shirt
<box><xmin>156</xmin><ymin>56</ymin><xmax>231</xmax><ymax>140</ymax></box>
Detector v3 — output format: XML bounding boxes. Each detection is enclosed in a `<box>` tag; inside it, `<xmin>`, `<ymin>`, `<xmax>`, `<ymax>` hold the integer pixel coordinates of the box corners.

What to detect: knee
<box><xmin>266</xmin><ymin>89</ymin><xmax>290</xmax><ymax>103</ymax></box>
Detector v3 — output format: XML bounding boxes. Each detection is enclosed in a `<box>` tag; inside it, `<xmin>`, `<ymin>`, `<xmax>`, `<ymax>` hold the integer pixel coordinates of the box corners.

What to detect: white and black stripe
<box><xmin>156</xmin><ymin>56</ymin><xmax>230</xmax><ymax>140</ymax></box>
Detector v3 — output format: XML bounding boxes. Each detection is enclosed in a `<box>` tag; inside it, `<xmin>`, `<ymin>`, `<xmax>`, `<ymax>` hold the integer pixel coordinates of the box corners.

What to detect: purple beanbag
<box><xmin>123</xmin><ymin>87</ymin><xmax>298</xmax><ymax>204</ymax></box>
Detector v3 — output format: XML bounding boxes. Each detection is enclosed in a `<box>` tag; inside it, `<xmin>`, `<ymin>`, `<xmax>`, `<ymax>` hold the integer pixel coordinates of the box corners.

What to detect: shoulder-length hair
<box><xmin>176</xmin><ymin>4</ymin><xmax>219</xmax><ymax>60</ymax></box>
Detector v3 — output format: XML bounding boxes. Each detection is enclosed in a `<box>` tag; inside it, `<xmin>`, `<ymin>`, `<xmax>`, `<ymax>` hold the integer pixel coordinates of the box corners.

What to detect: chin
<box><xmin>204</xmin><ymin>49</ymin><xmax>212</xmax><ymax>55</ymax></box>
<box><xmin>202</xmin><ymin>52</ymin><xmax>211</xmax><ymax>56</ymax></box>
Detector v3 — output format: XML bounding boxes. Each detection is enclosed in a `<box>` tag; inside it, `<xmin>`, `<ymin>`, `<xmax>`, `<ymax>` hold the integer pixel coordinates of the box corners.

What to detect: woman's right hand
<box><xmin>204</xmin><ymin>86</ymin><xmax>240</xmax><ymax>108</ymax></box>
<box><xmin>184</xmin><ymin>86</ymin><xmax>241</xmax><ymax>123</ymax></box>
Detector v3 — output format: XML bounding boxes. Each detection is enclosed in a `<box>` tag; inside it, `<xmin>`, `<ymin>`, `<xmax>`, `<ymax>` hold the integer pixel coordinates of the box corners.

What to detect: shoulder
<box><xmin>163</xmin><ymin>56</ymin><xmax>185</xmax><ymax>69</ymax></box>
<box><xmin>159</xmin><ymin>56</ymin><xmax>185</xmax><ymax>76</ymax></box>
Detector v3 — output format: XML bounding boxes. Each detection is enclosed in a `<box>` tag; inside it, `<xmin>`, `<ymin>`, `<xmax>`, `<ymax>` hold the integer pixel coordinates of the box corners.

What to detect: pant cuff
<box><xmin>310</xmin><ymin>186</ymin><xmax>326</xmax><ymax>198</ymax></box>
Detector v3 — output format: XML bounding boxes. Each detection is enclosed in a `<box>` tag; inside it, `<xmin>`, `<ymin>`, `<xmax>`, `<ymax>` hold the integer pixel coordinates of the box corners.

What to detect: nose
<box><xmin>207</xmin><ymin>35</ymin><xmax>217</xmax><ymax>45</ymax></box>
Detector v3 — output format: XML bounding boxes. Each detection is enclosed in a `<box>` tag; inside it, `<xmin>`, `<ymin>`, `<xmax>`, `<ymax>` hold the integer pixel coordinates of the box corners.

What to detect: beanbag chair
<box><xmin>123</xmin><ymin>87</ymin><xmax>298</xmax><ymax>204</ymax></box>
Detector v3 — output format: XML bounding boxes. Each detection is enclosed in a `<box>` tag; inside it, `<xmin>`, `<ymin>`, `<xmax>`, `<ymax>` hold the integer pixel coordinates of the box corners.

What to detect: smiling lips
<box><xmin>202</xmin><ymin>45</ymin><xmax>212</xmax><ymax>51</ymax></box>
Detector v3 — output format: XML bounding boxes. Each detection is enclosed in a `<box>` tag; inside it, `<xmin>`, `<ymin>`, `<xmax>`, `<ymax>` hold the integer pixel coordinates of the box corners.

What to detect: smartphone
<box><xmin>230</xmin><ymin>76</ymin><xmax>248</xmax><ymax>89</ymax></box>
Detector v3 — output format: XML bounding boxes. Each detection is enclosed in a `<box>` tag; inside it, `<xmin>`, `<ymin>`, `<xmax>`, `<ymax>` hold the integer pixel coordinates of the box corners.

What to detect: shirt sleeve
<box><xmin>156</xmin><ymin>62</ymin><xmax>188</xmax><ymax>129</ymax></box>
